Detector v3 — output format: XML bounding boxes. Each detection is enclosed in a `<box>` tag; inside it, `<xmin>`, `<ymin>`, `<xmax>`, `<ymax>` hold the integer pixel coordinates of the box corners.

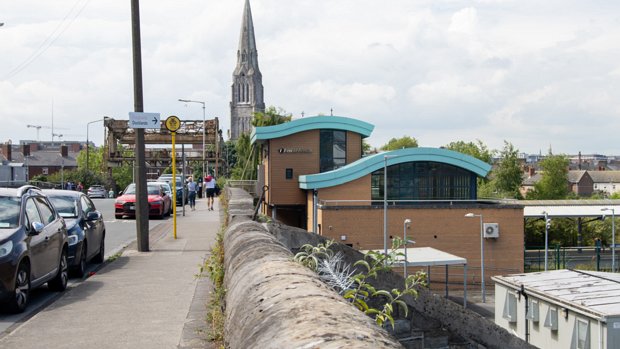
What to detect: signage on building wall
<box><xmin>278</xmin><ymin>147</ymin><xmax>312</xmax><ymax>154</ymax></box>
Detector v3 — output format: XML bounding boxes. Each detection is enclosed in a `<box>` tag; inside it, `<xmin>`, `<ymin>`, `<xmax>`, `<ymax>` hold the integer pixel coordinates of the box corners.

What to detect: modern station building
<box><xmin>251</xmin><ymin>115</ymin><xmax>525</xmax><ymax>283</ymax></box>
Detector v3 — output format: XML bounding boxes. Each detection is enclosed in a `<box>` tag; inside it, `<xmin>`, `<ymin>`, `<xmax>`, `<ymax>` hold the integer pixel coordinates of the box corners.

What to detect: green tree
<box><xmin>230</xmin><ymin>106</ymin><xmax>292</xmax><ymax>180</ymax></box>
<box><xmin>445</xmin><ymin>140</ymin><xmax>496</xmax><ymax>198</ymax></box>
<box><xmin>493</xmin><ymin>141</ymin><xmax>523</xmax><ymax>199</ymax></box>
<box><xmin>380</xmin><ymin>136</ymin><xmax>418</xmax><ymax>151</ymax></box>
<box><xmin>252</xmin><ymin>106</ymin><xmax>292</xmax><ymax>127</ymax></box>
<box><xmin>230</xmin><ymin>133</ymin><xmax>256</xmax><ymax>180</ymax></box>
<box><xmin>528</xmin><ymin>154</ymin><xmax>570</xmax><ymax>199</ymax></box>
<box><xmin>444</xmin><ymin>140</ymin><xmax>494</xmax><ymax>164</ymax></box>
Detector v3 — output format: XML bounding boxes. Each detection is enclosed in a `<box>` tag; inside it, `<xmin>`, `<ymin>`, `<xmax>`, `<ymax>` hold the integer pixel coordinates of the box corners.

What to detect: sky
<box><xmin>1</xmin><ymin>0</ymin><xmax>620</xmax><ymax>156</ymax></box>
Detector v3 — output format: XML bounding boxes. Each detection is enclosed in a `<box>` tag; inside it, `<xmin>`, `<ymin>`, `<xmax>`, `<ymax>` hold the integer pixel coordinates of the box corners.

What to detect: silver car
<box><xmin>87</xmin><ymin>185</ymin><xmax>107</xmax><ymax>198</ymax></box>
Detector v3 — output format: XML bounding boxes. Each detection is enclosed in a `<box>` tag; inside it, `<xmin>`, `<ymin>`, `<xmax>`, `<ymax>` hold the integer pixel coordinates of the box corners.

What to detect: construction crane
<box><xmin>27</xmin><ymin>124</ymin><xmax>69</xmax><ymax>142</ymax></box>
<box><xmin>27</xmin><ymin>124</ymin><xmax>49</xmax><ymax>141</ymax></box>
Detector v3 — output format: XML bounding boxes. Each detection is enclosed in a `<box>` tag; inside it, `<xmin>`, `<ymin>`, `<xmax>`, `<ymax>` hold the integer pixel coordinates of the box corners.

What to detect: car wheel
<box><xmin>115</xmin><ymin>214</ymin><xmax>123</xmax><ymax>219</ymax></box>
<box><xmin>72</xmin><ymin>242</ymin><xmax>87</xmax><ymax>278</ymax></box>
<box><xmin>7</xmin><ymin>261</ymin><xmax>30</xmax><ymax>313</ymax></box>
<box><xmin>92</xmin><ymin>234</ymin><xmax>105</xmax><ymax>264</ymax></box>
<box><xmin>48</xmin><ymin>249</ymin><xmax>68</xmax><ymax>292</ymax></box>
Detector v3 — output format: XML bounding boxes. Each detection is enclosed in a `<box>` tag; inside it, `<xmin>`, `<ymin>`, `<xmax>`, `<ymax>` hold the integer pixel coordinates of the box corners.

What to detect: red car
<box><xmin>114</xmin><ymin>183</ymin><xmax>171</xmax><ymax>219</ymax></box>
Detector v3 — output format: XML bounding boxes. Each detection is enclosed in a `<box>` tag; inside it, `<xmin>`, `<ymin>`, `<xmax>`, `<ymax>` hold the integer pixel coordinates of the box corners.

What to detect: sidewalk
<box><xmin>0</xmin><ymin>197</ymin><xmax>220</xmax><ymax>349</ymax></box>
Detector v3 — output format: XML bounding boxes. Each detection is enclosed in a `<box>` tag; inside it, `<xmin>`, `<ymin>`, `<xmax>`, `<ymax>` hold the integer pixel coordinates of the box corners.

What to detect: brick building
<box><xmin>251</xmin><ymin>115</ymin><xmax>525</xmax><ymax>285</ymax></box>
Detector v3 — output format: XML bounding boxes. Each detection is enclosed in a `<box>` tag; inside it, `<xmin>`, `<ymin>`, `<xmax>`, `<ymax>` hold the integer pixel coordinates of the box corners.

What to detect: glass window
<box><xmin>35</xmin><ymin>197</ymin><xmax>56</xmax><ymax>224</ymax></box>
<box><xmin>25</xmin><ymin>198</ymin><xmax>42</xmax><ymax>226</ymax></box>
<box><xmin>371</xmin><ymin>161</ymin><xmax>476</xmax><ymax>202</ymax></box>
<box><xmin>544</xmin><ymin>307</ymin><xmax>558</xmax><ymax>331</ymax></box>
<box><xmin>81</xmin><ymin>196</ymin><xmax>95</xmax><ymax>215</ymax></box>
<box><xmin>320</xmin><ymin>130</ymin><xmax>347</xmax><ymax>172</ymax></box>
<box><xmin>572</xmin><ymin>318</ymin><xmax>589</xmax><ymax>349</ymax></box>
<box><xmin>49</xmin><ymin>196</ymin><xmax>79</xmax><ymax>218</ymax></box>
<box><xmin>0</xmin><ymin>196</ymin><xmax>21</xmax><ymax>229</ymax></box>
<box><xmin>502</xmin><ymin>292</ymin><xmax>517</xmax><ymax>323</ymax></box>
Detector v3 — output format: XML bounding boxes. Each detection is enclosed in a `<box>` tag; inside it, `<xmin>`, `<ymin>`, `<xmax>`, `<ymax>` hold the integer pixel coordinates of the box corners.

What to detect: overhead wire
<box><xmin>3</xmin><ymin>0</ymin><xmax>92</xmax><ymax>80</ymax></box>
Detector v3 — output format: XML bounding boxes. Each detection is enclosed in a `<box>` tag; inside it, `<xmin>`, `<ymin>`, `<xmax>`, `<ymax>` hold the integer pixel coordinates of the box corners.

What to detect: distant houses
<box><xmin>0</xmin><ymin>140</ymin><xmax>81</xmax><ymax>185</ymax></box>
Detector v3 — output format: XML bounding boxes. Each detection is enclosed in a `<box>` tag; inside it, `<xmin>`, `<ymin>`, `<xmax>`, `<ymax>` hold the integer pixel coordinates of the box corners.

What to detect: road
<box><xmin>0</xmin><ymin>198</ymin><xmax>175</xmax><ymax>336</ymax></box>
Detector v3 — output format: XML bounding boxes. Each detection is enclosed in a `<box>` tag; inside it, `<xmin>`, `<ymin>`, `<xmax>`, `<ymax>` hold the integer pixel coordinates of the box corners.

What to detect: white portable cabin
<box><xmin>493</xmin><ymin>269</ymin><xmax>620</xmax><ymax>349</ymax></box>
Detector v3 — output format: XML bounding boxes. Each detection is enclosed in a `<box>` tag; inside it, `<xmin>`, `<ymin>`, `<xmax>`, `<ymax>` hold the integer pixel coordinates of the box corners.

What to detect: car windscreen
<box><xmin>147</xmin><ymin>185</ymin><xmax>161</xmax><ymax>195</ymax></box>
<box><xmin>123</xmin><ymin>184</ymin><xmax>136</xmax><ymax>195</ymax></box>
<box><xmin>0</xmin><ymin>196</ymin><xmax>20</xmax><ymax>228</ymax></box>
<box><xmin>48</xmin><ymin>196</ymin><xmax>79</xmax><ymax>218</ymax></box>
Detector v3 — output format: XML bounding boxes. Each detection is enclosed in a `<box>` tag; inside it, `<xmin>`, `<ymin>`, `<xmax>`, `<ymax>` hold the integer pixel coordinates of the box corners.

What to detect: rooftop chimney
<box><xmin>22</xmin><ymin>144</ymin><xmax>30</xmax><ymax>157</ymax></box>
<box><xmin>61</xmin><ymin>145</ymin><xmax>68</xmax><ymax>157</ymax></box>
<box><xmin>2</xmin><ymin>142</ymin><xmax>12</xmax><ymax>161</ymax></box>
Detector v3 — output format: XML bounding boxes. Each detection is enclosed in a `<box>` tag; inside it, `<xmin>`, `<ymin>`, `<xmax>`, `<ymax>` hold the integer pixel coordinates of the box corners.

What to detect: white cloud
<box><xmin>1</xmin><ymin>0</ymin><xmax>620</xmax><ymax>155</ymax></box>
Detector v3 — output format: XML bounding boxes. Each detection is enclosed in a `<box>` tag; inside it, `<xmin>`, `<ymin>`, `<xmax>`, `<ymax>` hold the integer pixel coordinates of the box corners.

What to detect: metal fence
<box><xmin>525</xmin><ymin>245</ymin><xmax>614</xmax><ymax>272</ymax></box>
<box><xmin>227</xmin><ymin>180</ymin><xmax>258</xmax><ymax>196</ymax></box>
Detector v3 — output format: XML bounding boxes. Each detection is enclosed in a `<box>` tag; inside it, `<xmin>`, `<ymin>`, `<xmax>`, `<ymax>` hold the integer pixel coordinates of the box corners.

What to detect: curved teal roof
<box><xmin>250</xmin><ymin>115</ymin><xmax>374</xmax><ymax>144</ymax></box>
<box><xmin>299</xmin><ymin>147</ymin><xmax>492</xmax><ymax>190</ymax></box>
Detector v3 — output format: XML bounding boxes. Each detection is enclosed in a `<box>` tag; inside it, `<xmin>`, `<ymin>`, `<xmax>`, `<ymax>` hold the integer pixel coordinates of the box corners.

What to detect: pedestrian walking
<box><xmin>187</xmin><ymin>176</ymin><xmax>197</xmax><ymax>210</ymax></box>
<box><xmin>205</xmin><ymin>173</ymin><xmax>216</xmax><ymax>211</ymax></box>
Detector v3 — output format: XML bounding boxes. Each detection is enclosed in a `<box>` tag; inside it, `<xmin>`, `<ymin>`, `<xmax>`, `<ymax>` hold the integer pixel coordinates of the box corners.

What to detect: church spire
<box><xmin>236</xmin><ymin>0</ymin><xmax>258</xmax><ymax>69</ymax></box>
<box><xmin>230</xmin><ymin>0</ymin><xmax>265</xmax><ymax>140</ymax></box>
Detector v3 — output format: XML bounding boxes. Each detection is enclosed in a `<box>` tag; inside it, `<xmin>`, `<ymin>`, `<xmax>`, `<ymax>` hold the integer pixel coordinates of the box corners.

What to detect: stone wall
<box><xmin>223</xmin><ymin>188</ymin><xmax>403</xmax><ymax>348</ymax></box>
<box><xmin>223</xmin><ymin>188</ymin><xmax>536</xmax><ymax>349</ymax></box>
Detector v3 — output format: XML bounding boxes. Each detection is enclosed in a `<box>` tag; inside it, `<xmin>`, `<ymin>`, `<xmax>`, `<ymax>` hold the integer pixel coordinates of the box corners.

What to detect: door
<box><xmin>34</xmin><ymin>197</ymin><xmax>64</xmax><ymax>278</ymax></box>
<box><xmin>24</xmin><ymin>198</ymin><xmax>47</xmax><ymax>282</ymax></box>
<box><xmin>80</xmin><ymin>195</ymin><xmax>103</xmax><ymax>258</ymax></box>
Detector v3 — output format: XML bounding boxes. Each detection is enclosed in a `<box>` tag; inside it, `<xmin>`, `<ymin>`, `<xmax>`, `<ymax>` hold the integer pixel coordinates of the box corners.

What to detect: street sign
<box><xmin>128</xmin><ymin>112</ymin><xmax>160</xmax><ymax>129</ymax></box>
<box><xmin>165</xmin><ymin>115</ymin><xmax>181</xmax><ymax>132</ymax></box>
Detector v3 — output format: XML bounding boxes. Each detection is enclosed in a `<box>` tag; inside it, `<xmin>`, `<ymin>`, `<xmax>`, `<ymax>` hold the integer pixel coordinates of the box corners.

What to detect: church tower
<box><xmin>230</xmin><ymin>0</ymin><xmax>265</xmax><ymax>140</ymax></box>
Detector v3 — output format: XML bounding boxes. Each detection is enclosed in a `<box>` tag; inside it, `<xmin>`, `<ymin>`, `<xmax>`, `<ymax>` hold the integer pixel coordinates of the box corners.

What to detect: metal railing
<box><xmin>525</xmin><ymin>245</ymin><xmax>614</xmax><ymax>272</ymax></box>
<box><xmin>227</xmin><ymin>180</ymin><xmax>258</xmax><ymax>196</ymax></box>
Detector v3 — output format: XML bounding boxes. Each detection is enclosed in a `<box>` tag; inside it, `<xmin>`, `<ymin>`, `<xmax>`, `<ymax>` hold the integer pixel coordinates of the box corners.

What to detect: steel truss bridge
<box><xmin>104</xmin><ymin>117</ymin><xmax>224</xmax><ymax>178</ymax></box>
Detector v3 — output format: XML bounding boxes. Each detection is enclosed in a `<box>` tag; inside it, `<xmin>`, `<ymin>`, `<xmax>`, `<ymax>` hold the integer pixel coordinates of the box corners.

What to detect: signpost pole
<box><xmin>172</xmin><ymin>131</ymin><xmax>177</xmax><ymax>239</ymax></box>
<box><xmin>165</xmin><ymin>115</ymin><xmax>181</xmax><ymax>240</ymax></box>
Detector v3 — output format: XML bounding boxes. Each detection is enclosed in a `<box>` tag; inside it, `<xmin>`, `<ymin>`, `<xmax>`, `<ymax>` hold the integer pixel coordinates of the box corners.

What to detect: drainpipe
<box><xmin>519</xmin><ymin>284</ymin><xmax>529</xmax><ymax>343</ymax></box>
<box><xmin>313</xmin><ymin>190</ymin><xmax>318</xmax><ymax>234</ymax></box>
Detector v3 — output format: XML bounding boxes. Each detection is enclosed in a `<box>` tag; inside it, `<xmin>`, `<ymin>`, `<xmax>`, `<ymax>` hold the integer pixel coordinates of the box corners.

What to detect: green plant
<box><xmin>198</xmin><ymin>227</ymin><xmax>226</xmax><ymax>342</ymax></box>
<box><xmin>294</xmin><ymin>238</ymin><xmax>426</xmax><ymax>329</ymax></box>
<box><xmin>294</xmin><ymin>240</ymin><xmax>336</xmax><ymax>271</ymax></box>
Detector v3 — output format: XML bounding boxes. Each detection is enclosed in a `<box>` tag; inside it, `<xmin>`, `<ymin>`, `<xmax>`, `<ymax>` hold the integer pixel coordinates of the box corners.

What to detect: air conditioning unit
<box><xmin>483</xmin><ymin>223</ymin><xmax>499</xmax><ymax>238</ymax></box>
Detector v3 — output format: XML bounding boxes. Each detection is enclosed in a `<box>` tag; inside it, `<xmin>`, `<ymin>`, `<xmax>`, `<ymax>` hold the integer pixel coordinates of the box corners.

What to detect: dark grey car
<box><xmin>44</xmin><ymin>190</ymin><xmax>106</xmax><ymax>278</ymax></box>
<box><xmin>0</xmin><ymin>185</ymin><xmax>69</xmax><ymax>313</ymax></box>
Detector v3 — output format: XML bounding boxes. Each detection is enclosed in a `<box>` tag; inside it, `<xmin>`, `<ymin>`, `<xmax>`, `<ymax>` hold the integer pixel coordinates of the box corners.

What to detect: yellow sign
<box><xmin>165</xmin><ymin>115</ymin><xmax>181</xmax><ymax>132</ymax></box>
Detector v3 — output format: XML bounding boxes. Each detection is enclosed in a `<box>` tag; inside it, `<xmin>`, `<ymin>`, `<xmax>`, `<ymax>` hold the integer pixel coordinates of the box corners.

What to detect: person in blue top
<box><xmin>187</xmin><ymin>176</ymin><xmax>197</xmax><ymax>210</ymax></box>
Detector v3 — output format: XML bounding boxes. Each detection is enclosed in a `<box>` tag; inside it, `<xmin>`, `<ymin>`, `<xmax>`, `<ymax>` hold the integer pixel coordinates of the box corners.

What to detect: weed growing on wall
<box><xmin>294</xmin><ymin>239</ymin><xmax>427</xmax><ymax>329</ymax></box>
<box><xmin>198</xmin><ymin>188</ymin><xmax>229</xmax><ymax>345</ymax></box>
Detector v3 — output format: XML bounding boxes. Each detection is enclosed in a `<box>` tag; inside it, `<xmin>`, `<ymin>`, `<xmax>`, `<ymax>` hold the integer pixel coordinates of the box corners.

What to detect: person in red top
<box><xmin>204</xmin><ymin>173</ymin><xmax>216</xmax><ymax>211</ymax></box>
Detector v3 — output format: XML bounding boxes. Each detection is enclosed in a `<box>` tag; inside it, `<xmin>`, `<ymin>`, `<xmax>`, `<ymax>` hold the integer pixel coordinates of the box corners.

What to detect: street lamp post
<box><xmin>543</xmin><ymin>211</ymin><xmax>550</xmax><ymax>271</ymax></box>
<box><xmin>383</xmin><ymin>155</ymin><xmax>399</xmax><ymax>263</ymax></box>
<box><xmin>86</xmin><ymin>118</ymin><xmax>107</xmax><ymax>172</ymax></box>
<box><xmin>602</xmin><ymin>208</ymin><xmax>616</xmax><ymax>272</ymax></box>
<box><xmin>465</xmin><ymin>212</ymin><xmax>485</xmax><ymax>303</ymax></box>
<box><xmin>178</xmin><ymin>99</ymin><xmax>206</xmax><ymax>177</ymax></box>
<box><xmin>403</xmin><ymin>218</ymin><xmax>412</xmax><ymax>279</ymax></box>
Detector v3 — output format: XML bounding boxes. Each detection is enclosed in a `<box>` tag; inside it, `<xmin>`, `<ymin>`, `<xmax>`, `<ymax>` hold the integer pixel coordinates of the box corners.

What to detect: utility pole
<box><xmin>131</xmin><ymin>0</ymin><xmax>149</xmax><ymax>252</ymax></box>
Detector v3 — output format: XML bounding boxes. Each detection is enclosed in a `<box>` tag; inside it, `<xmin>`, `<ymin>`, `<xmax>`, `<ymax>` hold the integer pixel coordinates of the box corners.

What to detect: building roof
<box><xmin>250</xmin><ymin>115</ymin><xmax>375</xmax><ymax>144</ymax></box>
<box><xmin>518</xmin><ymin>199</ymin><xmax>620</xmax><ymax>217</ymax></box>
<box><xmin>589</xmin><ymin>171</ymin><xmax>620</xmax><ymax>183</ymax></box>
<box><xmin>494</xmin><ymin>269</ymin><xmax>620</xmax><ymax>321</ymax></box>
<box><xmin>299</xmin><ymin>147</ymin><xmax>492</xmax><ymax>190</ymax></box>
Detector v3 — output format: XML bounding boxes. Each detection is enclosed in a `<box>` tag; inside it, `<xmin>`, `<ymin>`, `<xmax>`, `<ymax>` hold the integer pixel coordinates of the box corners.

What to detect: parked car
<box><xmin>43</xmin><ymin>190</ymin><xmax>106</xmax><ymax>278</ymax></box>
<box><xmin>0</xmin><ymin>185</ymin><xmax>69</xmax><ymax>313</ymax></box>
<box><xmin>87</xmin><ymin>185</ymin><xmax>107</xmax><ymax>199</ymax></box>
<box><xmin>114</xmin><ymin>183</ymin><xmax>172</xmax><ymax>219</ymax></box>
<box><xmin>156</xmin><ymin>175</ymin><xmax>187</xmax><ymax>205</ymax></box>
